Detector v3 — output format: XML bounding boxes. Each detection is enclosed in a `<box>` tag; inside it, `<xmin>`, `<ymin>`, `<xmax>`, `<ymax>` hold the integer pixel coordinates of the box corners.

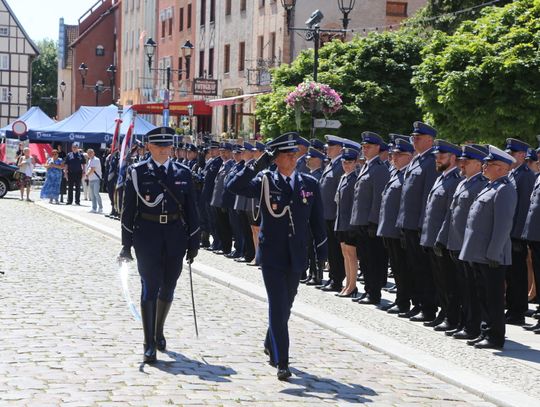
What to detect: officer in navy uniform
<box><xmin>65</xmin><ymin>142</ymin><xmax>86</xmax><ymax>205</ymax></box>
<box><xmin>318</xmin><ymin>135</ymin><xmax>346</xmax><ymax>292</ymax></box>
<box><xmin>118</xmin><ymin>127</ymin><xmax>200</xmax><ymax>363</ymax></box>
<box><xmin>105</xmin><ymin>150</ymin><xmax>120</xmax><ymax>218</ymax></box>
<box><xmin>202</xmin><ymin>141</ymin><xmax>223</xmax><ymax>251</ymax></box>
<box><xmin>526</xmin><ymin>147</ymin><xmax>539</xmax><ymax>173</ymax></box>
<box><xmin>395</xmin><ymin>122</ymin><xmax>439</xmax><ymax>321</ymax></box>
<box><xmin>377</xmin><ymin>139</ymin><xmax>415</xmax><ymax>314</ymax></box>
<box><xmin>295</xmin><ymin>137</ymin><xmax>311</xmax><ymax>174</ymax></box>
<box><xmin>310</xmin><ymin>138</ymin><xmax>326</xmax><ymax>153</ymax></box>
<box><xmin>227</xmin><ymin>132</ymin><xmax>328</xmax><ymax>381</ymax></box>
<box><xmin>350</xmin><ymin>132</ymin><xmax>390</xmax><ymax>304</ymax></box>
<box><xmin>225</xmin><ymin>144</ymin><xmax>247</xmax><ymax>259</ymax></box>
<box><xmin>459</xmin><ymin>145</ymin><xmax>517</xmax><ymax>349</ymax></box>
<box><xmin>420</xmin><ymin>140</ymin><xmax>463</xmax><ymax>331</ymax></box>
<box><xmin>184</xmin><ymin>143</ymin><xmax>198</xmax><ymax>169</ymax></box>
<box><xmin>436</xmin><ymin>145</ymin><xmax>489</xmax><ymax>340</ymax></box>
<box><xmin>210</xmin><ymin>142</ymin><xmax>235</xmax><ymax>255</ymax></box>
<box><xmin>522</xmin><ymin>160</ymin><xmax>540</xmax><ymax>332</ymax></box>
<box><xmin>504</xmin><ymin>138</ymin><xmax>536</xmax><ymax>325</ymax></box>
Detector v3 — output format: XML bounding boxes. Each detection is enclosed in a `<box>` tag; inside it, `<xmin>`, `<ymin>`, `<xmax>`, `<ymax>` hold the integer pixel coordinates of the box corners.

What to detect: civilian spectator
<box><xmin>40</xmin><ymin>150</ymin><xmax>64</xmax><ymax>204</ymax></box>
<box><xmin>85</xmin><ymin>149</ymin><xmax>103</xmax><ymax>213</ymax></box>
<box><xmin>16</xmin><ymin>147</ymin><xmax>34</xmax><ymax>201</ymax></box>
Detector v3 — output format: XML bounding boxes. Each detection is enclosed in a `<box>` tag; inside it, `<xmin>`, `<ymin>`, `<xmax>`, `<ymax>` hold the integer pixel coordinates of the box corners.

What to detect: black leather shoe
<box><xmin>453</xmin><ymin>330</ymin><xmax>478</xmax><ymax>340</ymax></box>
<box><xmin>316</xmin><ymin>280</ymin><xmax>332</xmax><ymax>290</ymax></box>
<box><xmin>306</xmin><ymin>277</ymin><xmax>322</xmax><ymax>286</ymax></box>
<box><xmin>336</xmin><ymin>288</ymin><xmax>358</xmax><ymax>298</ymax></box>
<box><xmin>352</xmin><ymin>292</ymin><xmax>367</xmax><ymax>303</ymax></box>
<box><xmin>264</xmin><ymin>347</ymin><xmax>277</xmax><ymax>367</ymax></box>
<box><xmin>398</xmin><ymin>306</ymin><xmax>421</xmax><ymax>318</ymax></box>
<box><xmin>234</xmin><ymin>257</ymin><xmax>250</xmax><ymax>263</ymax></box>
<box><xmin>523</xmin><ymin>322</ymin><xmax>540</xmax><ymax>331</ymax></box>
<box><xmin>474</xmin><ymin>339</ymin><xmax>503</xmax><ymax>350</ymax></box>
<box><xmin>466</xmin><ymin>336</ymin><xmax>485</xmax><ymax>346</ymax></box>
<box><xmin>506</xmin><ymin>316</ymin><xmax>525</xmax><ymax>326</ymax></box>
<box><xmin>444</xmin><ymin>327</ymin><xmax>462</xmax><ymax>336</ymax></box>
<box><xmin>410</xmin><ymin>312</ymin><xmax>436</xmax><ymax>323</ymax></box>
<box><xmin>225</xmin><ymin>251</ymin><xmax>239</xmax><ymax>259</ymax></box>
<box><xmin>321</xmin><ymin>284</ymin><xmax>342</xmax><ymax>293</ymax></box>
<box><xmin>433</xmin><ymin>319</ymin><xmax>457</xmax><ymax>332</ymax></box>
<box><xmin>300</xmin><ymin>275</ymin><xmax>312</xmax><ymax>284</ymax></box>
<box><xmin>155</xmin><ymin>300</ymin><xmax>172</xmax><ymax>352</ymax></box>
<box><xmin>387</xmin><ymin>304</ymin><xmax>409</xmax><ymax>315</ymax></box>
<box><xmin>277</xmin><ymin>367</ymin><xmax>292</xmax><ymax>381</ymax></box>
<box><xmin>141</xmin><ymin>300</ymin><xmax>157</xmax><ymax>363</ymax></box>
<box><xmin>422</xmin><ymin>313</ymin><xmax>444</xmax><ymax>327</ymax></box>
<box><xmin>379</xmin><ymin>302</ymin><xmax>396</xmax><ymax>311</ymax></box>
<box><xmin>358</xmin><ymin>295</ymin><xmax>381</xmax><ymax>305</ymax></box>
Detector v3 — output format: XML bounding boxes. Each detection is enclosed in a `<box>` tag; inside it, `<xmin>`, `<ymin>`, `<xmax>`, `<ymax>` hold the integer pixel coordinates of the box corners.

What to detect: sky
<box><xmin>7</xmin><ymin>0</ymin><xmax>99</xmax><ymax>43</ymax></box>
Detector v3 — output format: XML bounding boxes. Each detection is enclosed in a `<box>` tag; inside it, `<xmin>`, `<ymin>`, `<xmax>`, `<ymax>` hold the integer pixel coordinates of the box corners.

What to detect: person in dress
<box><xmin>16</xmin><ymin>147</ymin><xmax>34</xmax><ymax>201</ymax></box>
<box><xmin>40</xmin><ymin>150</ymin><xmax>64</xmax><ymax>204</ymax></box>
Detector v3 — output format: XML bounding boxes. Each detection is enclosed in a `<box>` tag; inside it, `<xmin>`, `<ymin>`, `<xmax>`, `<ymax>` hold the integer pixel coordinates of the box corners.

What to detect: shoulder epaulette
<box><xmin>301</xmin><ymin>173</ymin><xmax>317</xmax><ymax>182</ymax></box>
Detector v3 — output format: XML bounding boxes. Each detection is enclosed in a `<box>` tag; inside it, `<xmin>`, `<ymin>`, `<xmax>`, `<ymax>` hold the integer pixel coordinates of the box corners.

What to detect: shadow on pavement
<box><xmin>494</xmin><ymin>340</ymin><xmax>540</xmax><ymax>364</ymax></box>
<box><xmin>281</xmin><ymin>367</ymin><xmax>377</xmax><ymax>403</ymax></box>
<box><xmin>140</xmin><ymin>350</ymin><xmax>237</xmax><ymax>382</ymax></box>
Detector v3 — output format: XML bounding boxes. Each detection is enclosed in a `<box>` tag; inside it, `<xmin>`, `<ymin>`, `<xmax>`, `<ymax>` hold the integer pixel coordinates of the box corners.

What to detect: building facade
<box><xmin>0</xmin><ymin>0</ymin><xmax>39</xmax><ymax>127</ymax></box>
<box><xmin>57</xmin><ymin>19</ymin><xmax>78</xmax><ymax>120</ymax></box>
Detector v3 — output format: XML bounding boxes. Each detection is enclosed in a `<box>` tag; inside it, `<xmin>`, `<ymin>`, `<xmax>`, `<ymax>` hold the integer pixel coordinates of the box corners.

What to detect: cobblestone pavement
<box><xmin>0</xmin><ymin>196</ymin><xmax>499</xmax><ymax>406</ymax></box>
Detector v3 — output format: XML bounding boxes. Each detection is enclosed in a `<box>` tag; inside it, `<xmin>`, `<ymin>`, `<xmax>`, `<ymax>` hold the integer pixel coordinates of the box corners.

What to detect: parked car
<box><xmin>0</xmin><ymin>160</ymin><xmax>23</xmax><ymax>198</ymax></box>
<box><xmin>32</xmin><ymin>165</ymin><xmax>47</xmax><ymax>184</ymax></box>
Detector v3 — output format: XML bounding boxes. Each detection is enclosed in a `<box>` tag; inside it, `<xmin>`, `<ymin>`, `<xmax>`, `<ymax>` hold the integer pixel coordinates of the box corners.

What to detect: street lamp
<box><xmin>181</xmin><ymin>40</ymin><xmax>194</xmax><ymax>79</ymax></box>
<box><xmin>280</xmin><ymin>0</ymin><xmax>296</xmax><ymax>30</ymax></box>
<box><xmin>59</xmin><ymin>81</ymin><xmax>66</xmax><ymax>100</ymax></box>
<box><xmin>7</xmin><ymin>91</ymin><xmax>12</xmax><ymax>121</ymax></box>
<box><xmin>106</xmin><ymin>64</ymin><xmax>117</xmax><ymax>103</ymax></box>
<box><xmin>187</xmin><ymin>103</ymin><xmax>194</xmax><ymax>135</ymax></box>
<box><xmin>337</xmin><ymin>0</ymin><xmax>356</xmax><ymax>30</ymax></box>
<box><xmin>78</xmin><ymin>63</ymin><xmax>88</xmax><ymax>87</ymax></box>
<box><xmin>144</xmin><ymin>38</ymin><xmax>157</xmax><ymax>70</ymax></box>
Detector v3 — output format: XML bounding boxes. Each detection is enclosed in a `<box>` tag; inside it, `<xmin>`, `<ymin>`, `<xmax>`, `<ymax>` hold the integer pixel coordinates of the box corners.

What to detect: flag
<box><xmin>111</xmin><ymin>117</ymin><xmax>122</xmax><ymax>154</ymax></box>
<box><xmin>116</xmin><ymin>119</ymin><xmax>135</xmax><ymax>189</ymax></box>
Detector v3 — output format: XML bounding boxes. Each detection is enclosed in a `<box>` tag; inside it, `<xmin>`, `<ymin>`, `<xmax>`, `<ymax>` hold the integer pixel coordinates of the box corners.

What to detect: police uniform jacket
<box><xmin>187</xmin><ymin>159</ymin><xmax>197</xmax><ymax>169</ymax></box>
<box><xmin>420</xmin><ymin>167</ymin><xmax>463</xmax><ymax>247</ymax></box>
<box><xmin>106</xmin><ymin>152</ymin><xmax>119</xmax><ymax>184</ymax></box>
<box><xmin>334</xmin><ymin>171</ymin><xmax>358</xmax><ymax>232</ymax></box>
<box><xmin>509</xmin><ymin>163</ymin><xmax>536</xmax><ymax>239</ymax></box>
<box><xmin>310</xmin><ymin>167</ymin><xmax>323</xmax><ymax>181</ymax></box>
<box><xmin>296</xmin><ymin>154</ymin><xmax>309</xmax><ymax>174</ymax></box>
<box><xmin>396</xmin><ymin>149</ymin><xmax>438</xmax><ymax>231</ymax></box>
<box><xmin>319</xmin><ymin>156</ymin><xmax>344</xmax><ymax>221</ymax></box>
<box><xmin>227</xmin><ymin>167</ymin><xmax>328</xmax><ymax>273</ymax></box>
<box><xmin>210</xmin><ymin>159</ymin><xmax>234</xmax><ymax>208</ymax></box>
<box><xmin>459</xmin><ymin>176</ymin><xmax>517</xmax><ymax>265</ymax></box>
<box><xmin>201</xmin><ymin>156</ymin><xmax>223</xmax><ymax>202</ymax></box>
<box><xmin>233</xmin><ymin>159</ymin><xmax>257</xmax><ymax>212</ymax></box>
<box><xmin>377</xmin><ymin>169</ymin><xmax>405</xmax><ymax>239</ymax></box>
<box><xmin>121</xmin><ymin>159</ymin><xmax>200</xmax><ymax>255</ymax></box>
<box><xmin>437</xmin><ymin>172</ymin><xmax>488</xmax><ymax>251</ymax></box>
<box><xmin>350</xmin><ymin>156</ymin><xmax>390</xmax><ymax>227</ymax></box>
<box><xmin>522</xmin><ymin>174</ymin><xmax>540</xmax><ymax>242</ymax></box>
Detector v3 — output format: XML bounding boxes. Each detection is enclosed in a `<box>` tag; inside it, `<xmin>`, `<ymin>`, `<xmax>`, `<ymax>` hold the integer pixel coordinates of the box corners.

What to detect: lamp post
<box><xmin>144</xmin><ymin>38</ymin><xmax>195</xmax><ymax>126</ymax></box>
<box><xmin>106</xmin><ymin>64</ymin><xmax>117</xmax><ymax>103</ymax></box>
<box><xmin>59</xmin><ymin>81</ymin><xmax>66</xmax><ymax>100</ymax></box>
<box><xmin>78</xmin><ymin>63</ymin><xmax>88</xmax><ymax>87</ymax></box>
<box><xmin>7</xmin><ymin>91</ymin><xmax>12</xmax><ymax>121</ymax></box>
<box><xmin>187</xmin><ymin>103</ymin><xmax>194</xmax><ymax>135</ymax></box>
<box><xmin>337</xmin><ymin>0</ymin><xmax>356</xmax><ymax>30</ymax></box>
<box><xmin>280</xmin><ymin>0</ymin><xmax>296</xmax><ymax>31</ymax></box>
<box><xmin>78</xmin><ymin>63</ymin><xmax>117</xmax><ymax>106</ymax></box>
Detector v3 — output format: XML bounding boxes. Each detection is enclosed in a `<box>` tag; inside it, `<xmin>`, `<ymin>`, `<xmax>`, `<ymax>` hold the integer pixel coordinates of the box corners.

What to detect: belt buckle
<box><xmin>159</xmin><ymin>214</ymin><xmax>168</xmax><ymax>224</ymax></box>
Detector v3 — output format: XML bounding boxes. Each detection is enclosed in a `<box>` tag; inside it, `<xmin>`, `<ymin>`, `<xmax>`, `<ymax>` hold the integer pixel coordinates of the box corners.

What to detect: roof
<box><xmin>1</xmin><ymin>0</ymin><xmax>40</xmax><ymax>55</ymax></box>
<box><xmin>69</xmin><ymin>1</ymin><xmax>119</xmax><ymax>48</ymax></box>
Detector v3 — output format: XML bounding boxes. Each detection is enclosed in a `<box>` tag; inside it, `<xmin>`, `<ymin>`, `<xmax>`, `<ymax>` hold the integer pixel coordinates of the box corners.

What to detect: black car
<box><xmin>0</xmin><ymin>160</ymin><xmax>22</xmax><ymax>198</ymax></box>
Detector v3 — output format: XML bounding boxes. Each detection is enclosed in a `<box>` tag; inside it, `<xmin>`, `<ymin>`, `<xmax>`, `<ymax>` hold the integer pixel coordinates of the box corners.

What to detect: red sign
<box><xmin>131</xmin><ymin>100</ymin><xmax>212</xmax><ymax>116</ymax></box>
<box><xmin>12</xmin><ymin>120</ymin><xmax>27</xmax><ymax>137</ymax></box>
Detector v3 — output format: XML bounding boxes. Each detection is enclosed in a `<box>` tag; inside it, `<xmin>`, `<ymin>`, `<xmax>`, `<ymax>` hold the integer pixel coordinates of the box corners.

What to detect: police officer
<box><xmin>377</xmin><ymin>139</ymin><xmax>415</xmax><ymax>314</ymax></box>
<box><xmin>227</xmin><ymin>132</ymin><xmax>327</xmax><ymax>380</ymax></box>
<box><xmin>225</xmin><ymin>144</ymin><xmax>247</xmax><ymax>259</ymax></box>
<box><xmin>202</xmin><ymin>141</ymin><xmax>223</xmax><ymax>251</ymax></box>
<box><xmin>318</xmin><ymin>135</ymin><xmax>346</xmax><ymax>292</ymax></box>
<box><xmin>295</xmin><ymin>137</ymin><xmax>311</xmax><ymax>174</ymax></box>
<box><xmin>350</xmin><ymin>132</ymin><xmax>390</xmax><ymax>304</ymax></box>
<box><xmin>526</xmin><ymin>148</ymin><xmax>539</xmax><ymax>173</ymax></box>
<box><xmin>105</xmin><ymin>149</ymin><xmax>120</xmax><ymax>218</ymax></box>
<box><xmin>505</xmin><ymin>138</ymin><xmax>536</xmax><ymax>325</ymax></box>
<box><xmin>395</xmin><ymin>122</ymin><xmax>439</xmax><ymax>321</ymax></box>
<box><xmin>118</xmin><ymin>127</ymin><xmax>200</xmax><ymax>363</ymax></box>
<box><xmin>184</xmin><ymin>143</ymin><xmax>198</xmax><ymax>169</ymax></box>
<box><xmin>437</xmin><ymin>145</ymin><xmax>489</xmax><ymax>340</ymax></box>
<box><xmin>420</xmin><ymin>140</ymin><xmax>463</xmax><ymax>331</ymax></box>
<box><xmin>459</xmin><ymin>146</ymin><xmax>517</xmax><ymax>349</ymax></box>
<box><xmin>65</xmin><ymin>142</ymin><xmax>86</xmax><ymax>205</ymax></box>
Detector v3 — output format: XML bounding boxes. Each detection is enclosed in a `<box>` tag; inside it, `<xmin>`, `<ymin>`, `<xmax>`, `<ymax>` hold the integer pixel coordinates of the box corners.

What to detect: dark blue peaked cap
<box><xmin>459</xmin><ymin>145</ymin><xmax>488</xmax><ymax>161</ymax></box>
<box><xmin>391</xmin><ymin>139</ymin><xmax>414</xmax><ymax>153</ymax></box>
<box><xmin>505</xmin><ymin>138</ymin><xmax>530</xmax><ymax>153</ymax></box>
<box><xmin>306</xmin><ymin>147</ymin><xmax>325</xmax><ymax>161</ymax></box>
<box><xmin>146</xmin><ymin>126</ymin><xmax>175</xmax><ymax>146</ymax></box>
<box><xmin>411</xmin><ymin>121</ymin><xmax>437</xmax><ymax>137</ymax></box>
<box><xmin>266</xmin><ymin>132</ymin><xmax>299</xmax><ymax>153</ymax></box>
<box><xmin>526</xmin><ymin>148</ymin><xmax>538</xmax><ymax>162</ymax></box>
<box><xmin>310</xmin><ymin>138</ymin><xmax>325</xmax><ymax>150</ymax></box>
<box><xmin>433</xmin><ymin>139</ymin><xmax>461</xmax><ymax>156</ymax></box>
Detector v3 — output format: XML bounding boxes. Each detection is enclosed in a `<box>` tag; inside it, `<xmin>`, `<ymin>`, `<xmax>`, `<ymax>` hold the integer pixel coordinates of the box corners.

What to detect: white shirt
<box><xmin>86</xmin><ymin>156</ymin><xmax>102</xmax><ymax>181</ymax></box>
<box><xmin>279</xmin><ymin>170</ymin><xmax>296</xmax><ymax>190</ymax></box>
<box><xmin>18</xmin><ymin>156</ymin><xmax>34</xmax><ymax>177</ymax></box>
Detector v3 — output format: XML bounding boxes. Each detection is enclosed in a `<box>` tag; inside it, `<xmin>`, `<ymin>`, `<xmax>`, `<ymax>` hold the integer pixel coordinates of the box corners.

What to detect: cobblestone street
<box><xmin>0</xmin><ymin>196</ymin><xmax>499</xmax><ymax>406</ymax></box>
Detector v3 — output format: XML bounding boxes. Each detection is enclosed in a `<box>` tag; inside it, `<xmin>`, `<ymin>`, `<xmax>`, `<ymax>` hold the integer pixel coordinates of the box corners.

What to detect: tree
<box><xmin>413</xmin><ymin>0</ymin><xmax>540</xmax><ymax>145</ymax></box>
<box><xmin>31</xmin><ymin>39</ymin><xmax>58</xmax><ymax>118</ymax></box>
<box><xmin>256</xmin><ymin>30</ymin><xmax>425</xmax><ymax>141</ymax></box>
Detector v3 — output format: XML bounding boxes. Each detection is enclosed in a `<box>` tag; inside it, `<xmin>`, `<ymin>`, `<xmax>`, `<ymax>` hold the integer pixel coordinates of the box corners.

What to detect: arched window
<box><xmin>96</xmin><ymin>45</ymin><xmax>105</xmax><ymax>56</ymax></box>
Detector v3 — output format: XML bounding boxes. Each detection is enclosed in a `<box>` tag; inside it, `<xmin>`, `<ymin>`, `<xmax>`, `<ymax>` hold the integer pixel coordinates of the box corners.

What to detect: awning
<box><xmin>206</xmin><ymin>92</ymin><xmax>268</xmax><ymax>107</ymax></box>
<box><xmin>131</xmin><ymin>100</ymin><xmax>212</xmax><ymax>116</ymax></box>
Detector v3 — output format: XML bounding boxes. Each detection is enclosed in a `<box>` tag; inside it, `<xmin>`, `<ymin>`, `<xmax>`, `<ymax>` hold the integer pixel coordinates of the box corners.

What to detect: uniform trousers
<box><xmin>450</xmin><ymin>252</ymin><xmax>480</xmax><ymax>335</ymax></box>
<box><xmin>206</xmin><ymin>203</ymin><xmax>221</xmax><ymax>249</ymax></box>
<box><xmin>506</xmin><ymin>238</ymin><xmax>529</xmax><ymax>319</ymax></box>
<box><xmin>431</xmin><ymin>248</ymin><xmax>460</xmax><ymax>325</ymax></box>
<box><xmin>529</xmin><ymin>241</ymin><xmax>540</xmax><ymax>305</ymax></box>
<box><xmin>228</xmin><ymin>209</ymin><xmax>244</xmax><ymax>254</ymax></box>
<box><xmin>106</xmin><ymin>180</ymin><xmax>116</xmax><ymax>213</ymax></box>
<box><xmin>355</xmin><ymin>226</ymin><xmax>387</xmax><ymax>300</ymax></box>
<box><xmin>136</xmin><ymin>243</ymin><xmax>185</xmax><ymax>302</ymax></box>
<box><xmin>385</xmin><ymin>237</ymin><xmax>412</xmax><ymax>309</ymax></box>
<box><xmin>262</xmin><ymin>267</ymin><xmax>301</xmax><ymax>368</ymax></box>
<box><xmin>239</xmin><ymin>210</ymin><xmax>255</xmax><ymax>260</ymax></box>
<box><xmin>214</xmin><ymin>207</ymin><xmax>232</xmax><ymax>253</ymax></box>
<box><xmin>67</xmin><ymin>171</ymin><xmax>82</xmax><ymax>204</ymax></box>
<box><xmin>403</xmin><ymin>229</ymin><xmax>437</xmax><ymax>315</ymax></box>
<box><xmin>472</xmin><ymin>263</ymin><xmax>506</xmax><ymax>346</ymax></box>
<box><xmin>326</xmin><ymin>220</ymin><xmax>345</xmax><ymax>286</ymax></box>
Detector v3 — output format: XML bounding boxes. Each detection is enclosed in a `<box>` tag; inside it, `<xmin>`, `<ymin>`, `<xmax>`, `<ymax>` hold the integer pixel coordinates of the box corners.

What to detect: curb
<box><xmin>35</xmin><ymin>200</ymin><xmax>539</xmax><ymax>407</ymax></box>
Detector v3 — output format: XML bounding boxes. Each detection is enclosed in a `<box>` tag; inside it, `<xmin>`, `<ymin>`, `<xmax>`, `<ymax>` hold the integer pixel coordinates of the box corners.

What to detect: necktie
<box><xmin>158</xmin><ymin>165</ymin><xmax>167</xmax><ymax>182</ymax></box>
<box><xmin>284</xmin><ymin>176</ymin><xmax>292</xmax><ymax>194</ymax></box>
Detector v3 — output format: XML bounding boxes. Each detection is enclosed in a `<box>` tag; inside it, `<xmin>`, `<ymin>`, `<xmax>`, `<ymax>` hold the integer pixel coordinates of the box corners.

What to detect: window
<box><xmin>238</xmin><ymin>42</ymin><xmax>245</xmax><ymax>72</ymax></box>
<box><xmin>124</xmin><ymin>0</ymin><xmax>129</xmax><ymax>13</ymax></box>
<box><xmin>0</xmin><ymin>26</ymin><xmax>8</xmax><ymax>36</ymax></box>
<box><xmin>161</xmin><ymin>19</ymin><xmax>166</xmax><ymax>38</ymax></box>
<box><xmin>225</xmin><ymin>0</ymin><xmax>231</xmax><ymax>16</ymax></box>
<box><xmin>200</xmin><ymin>0</ymin><xmax>206</xmax><ymax>26</ymax></box>
<box><xmin>259</xmin><ymin>0</ymin><xmax>265</xmax><ymax>8</ymax></box>
<box><xmin>224</xmin><ymin>44</ymin><xmax>230</xmax><ymax>74</ymax></box>
<box><xmin>1</xmin><ymin>87</ymin><xmax>9</xmax><ymax>103</ymax></box>
<box><xmin>257</xmin><ymin>35</ymin><xmax>264</xmax><ymax>60</ymax></box>
<box><xmin>96</xmin><ymin>45</ymin><xmax>105</xmax><ymax>56</ymax></box>
<box><xmin>270</xmin><ymin>32</ymin><xmax>276</xmax><ymax>60</ymax></box>
<box><xmin>210</xmin><ymin>0</ymin><xmax>215</xmax><ymax>23</ymax></box>
<box><xmin>208</xmin><ymin>48</ymin><xmax>214</xmax><ymax>78</ymax></box>
<box><xmin>386</xmin><ymin>1</ymin><xmax>408</xmax><ymax>17</ymax></box>
<box><xmin>0</xmin><ymin>54</ymin><xmax>9</xmax><ymax>70</ymax></box>
<box><xmin>178</xmin><ymin>57</ymin><xmax>183</xmax><ymax>80</ymax></box>
<box><xmin>187</xmin><ymin>4</ymin><xmax>192</xmax><ymax>28</ymax></box>
<box><xmin>240</xmin><ymin>0</ymin><xmax>246</xmax><ymax>12</ymax></box>
<box><xmin>168</xmin><ymin>17</ymin><xmax>173</xmax><ymax>36</ymax></box>
<box><xmin>199</xmin><ymin>50</ymin><xmax>205</xmax><ymax>78</ymax></box>
<box><xmin>179</xmin><ymin>8</ymin><xmax>184</xmax><ymax>31</ymax></box>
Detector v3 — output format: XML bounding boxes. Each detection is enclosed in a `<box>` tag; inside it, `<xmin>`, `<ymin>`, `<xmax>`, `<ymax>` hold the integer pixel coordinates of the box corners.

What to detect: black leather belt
<box><xmin>139</xmin><ymin>213</ymin><xmax>180</xmax><ymax>224</ymax></box>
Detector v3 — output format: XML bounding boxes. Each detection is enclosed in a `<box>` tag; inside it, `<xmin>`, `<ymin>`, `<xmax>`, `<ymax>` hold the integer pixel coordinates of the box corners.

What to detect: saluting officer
<box><xmin>459</xmin><ymin>146</ymin><xmax>517</xmax><ymax>349</ymax></box>
<box><xmin>395</xmin><ymin>122</ymin><xmax>438</xmax><ymax>321</ymax></box>
<box><xmin>437</xmin><ymin>145</ymin><xmax>489</xmax><ymax>340</ymax></box>
<box><xmin>227</xmin><ymin>132</ymin><xmax>327</xmax><ymax>381</ymax></box>
<box><xmin>377</xmin><ymin>139</ymin><xmax>415</xmax><ymax>315</ymax></box>
<box><xmin>350</xmin><ymin>132</ymin><xmax>390</xmax><ymax>304</ymax></box>
<box><xmin>118</xmin><ymin>127</ymin><xmax>200</xmax><ymax>363</ymax></box>
<box><xmin>420</xmin><ymin>140</ymin><xmax>463</xmax><ymax>331</ymax></box>
<box><xmin>504</xmin><ymin>138</ymin><xmax>536</xmax><ymax>325</ymax></box>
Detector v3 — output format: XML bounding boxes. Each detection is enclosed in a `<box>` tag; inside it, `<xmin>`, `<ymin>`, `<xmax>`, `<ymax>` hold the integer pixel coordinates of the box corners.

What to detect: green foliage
<box><xmin>256</xmin><ymin>31</ymin><xmax>425</xmax><ymax>141</ymax></box>
<box><xmin>413</xmin><ymin>0</ymin><xmax>540</xmax><ymax>145</ymax></box>
<box><xmin>31</xmin><ymin>39</ymin><xmax>58</xmax><ymax>118</ymax></box>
